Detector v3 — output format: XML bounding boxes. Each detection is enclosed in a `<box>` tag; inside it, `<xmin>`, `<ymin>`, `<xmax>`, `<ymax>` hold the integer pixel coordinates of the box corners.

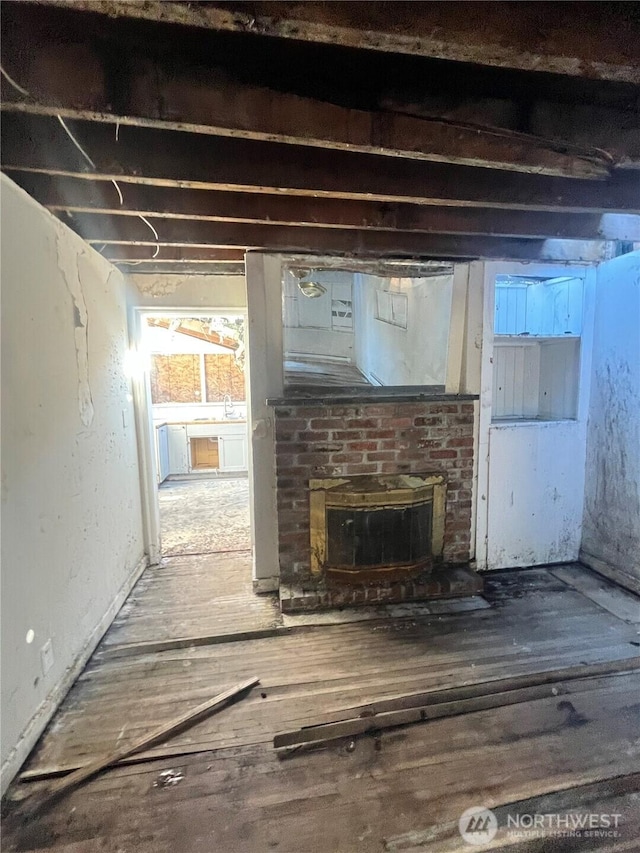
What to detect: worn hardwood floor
<box><xmin>3</xmin><ymin>566</ymin><xmax>640</xmax><ymax>852</ymax></box>
<box><xmin>100</xmin><ymin>551</ymin><xmax>281</xmax><ymax>654</ymax></box>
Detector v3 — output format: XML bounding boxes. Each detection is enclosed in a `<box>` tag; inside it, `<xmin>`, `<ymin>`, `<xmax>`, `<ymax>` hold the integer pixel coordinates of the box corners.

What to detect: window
<box><xmin>150</xmin><ymin>353</ymin><xmax>245</xmax><ymax>404</ymax></box>
<box><xmin>150</xmin><ymin>354</ymin><xmax>201</xmax><ymax>403</ymax></box>
<box><xmin>375</xmin><ymin>289</ymin><xmax>408</xmax><ymax>329</ymax></box>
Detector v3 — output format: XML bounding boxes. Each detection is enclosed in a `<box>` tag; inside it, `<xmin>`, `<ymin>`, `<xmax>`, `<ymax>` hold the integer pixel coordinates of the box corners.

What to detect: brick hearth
<box><xmin>272</xmin><ymin>396</ymin><xmax>481</xmax><ymax>611</ymax></box>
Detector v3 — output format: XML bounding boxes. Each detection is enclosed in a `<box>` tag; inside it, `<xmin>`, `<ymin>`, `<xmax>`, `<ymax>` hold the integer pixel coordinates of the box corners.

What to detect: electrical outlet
<box><xmin>40</xmin><ymin>639</ymin><xmax>54</xmax><ymax>675</ymax></box>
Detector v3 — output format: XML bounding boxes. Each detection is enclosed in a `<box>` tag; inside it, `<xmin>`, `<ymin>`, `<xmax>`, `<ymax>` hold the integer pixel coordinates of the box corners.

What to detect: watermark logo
<box><xmin>458</xmin><ymin>806</ymin><xmax>498</xmax><ymax>845</ymax></box>
<box><xmin>458</xmin><ymin>807</ymin><xmax>624</xmax><ymax>846</ymax></box>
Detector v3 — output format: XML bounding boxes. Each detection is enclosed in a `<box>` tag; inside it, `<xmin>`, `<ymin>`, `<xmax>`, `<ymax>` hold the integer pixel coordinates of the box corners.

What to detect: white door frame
<box><xmin>129</xmin><ymin>306</ymin><xmax>250</xmax><ymax>567</ymax></box>
<box><xmin>244</xmin><ymin>253</ymin><xmax>284</xmax><ymax>593</ymax></box>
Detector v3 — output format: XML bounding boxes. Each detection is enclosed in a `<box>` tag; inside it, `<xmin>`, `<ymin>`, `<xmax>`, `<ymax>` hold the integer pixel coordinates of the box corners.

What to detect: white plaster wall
<box><xmin>581</xmin><ymin>251</ymin><xmax>640</xmax><ymax>591</ymax></box>
<box><xmin>127</xmin><ymin>273</ymin><xmax>246</xmax><ymax>311</ymax></box>
<box><xmin>354</xmin><ymin>274</ymin><xmax>453</xmax><ymax>385</ymax></box>
<box><xmin>1</xmin><ymin>176</ymin><xmax>145</xmax><ymax>793</ymax></box>
<box><xmin>283</xmin><ymin>270</ymin><xmax>354</xmax><ymax>361</ymax></box>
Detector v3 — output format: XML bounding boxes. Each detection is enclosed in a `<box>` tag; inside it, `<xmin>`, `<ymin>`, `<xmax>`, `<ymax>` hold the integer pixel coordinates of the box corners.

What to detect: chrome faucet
<box><xmin>223</xmin><ymin>394</ymin><xmax>235</xmax><ymax>418</ymax></box>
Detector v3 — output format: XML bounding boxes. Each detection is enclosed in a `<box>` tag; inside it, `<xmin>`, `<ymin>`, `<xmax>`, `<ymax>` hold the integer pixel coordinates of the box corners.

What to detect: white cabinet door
<box><xmin>167</xmin><ymin>424</ymin><xmax>189</xmax><ymax>474</ymax></box>
<box><xmin>486</xmin><ymin>421</ymin><xmax>584</xmax><ymax>569</ymax></box>
<box><xmin>155</xmin><ymin>425</ymin><xmax>170</xmax><ymax>483</ymax></box>
<box><xmin>219</xmin><ymin>435</ymin><xmax>247</xmax><ymax>471</ymax></box>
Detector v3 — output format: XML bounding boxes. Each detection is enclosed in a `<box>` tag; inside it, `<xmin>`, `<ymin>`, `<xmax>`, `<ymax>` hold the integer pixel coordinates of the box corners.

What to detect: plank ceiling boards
<box><xmin>3</xmin><ymin>566</ymin><xmax>640</xmax><ymax>852</ymax></box>
<box><xmin>1</xmin><ymin>1</ymin><xmax>639</xmax><ymax>274</ymax></box>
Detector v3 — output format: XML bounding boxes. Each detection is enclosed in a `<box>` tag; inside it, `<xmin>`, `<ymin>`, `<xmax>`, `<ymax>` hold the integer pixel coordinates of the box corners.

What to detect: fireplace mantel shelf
<box><xmin>267</xmin><ymin>390</ymin><xmax>479</xmax><ymax>406</ymax></box>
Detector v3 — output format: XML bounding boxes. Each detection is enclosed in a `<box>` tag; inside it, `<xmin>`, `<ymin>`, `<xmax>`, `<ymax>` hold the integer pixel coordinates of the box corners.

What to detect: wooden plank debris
<box><xmin>40</xmin><ymin>676</ymin><xmax>259</xmax><ymax>801</ymax></box>
<box><xmin>273</xmin><ymin>657</ymin><xmax>640</xmax><ymax>749</ymax></box>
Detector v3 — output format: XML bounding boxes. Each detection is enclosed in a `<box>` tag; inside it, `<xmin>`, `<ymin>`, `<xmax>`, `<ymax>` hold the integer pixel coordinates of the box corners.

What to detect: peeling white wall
<box><xmin>127</xmin><ymin>273</ymin><xmax>246</xmax><ymax>310</ymax></box>
<box><xmin>1</xmin><ymin>176</ymin><xmax>145</xmax><ymax>794</ymax></box>
<box><xmin>581</xmin><ymin>251</ymin><xmax>640</xmax><ymax>592</ymax></box>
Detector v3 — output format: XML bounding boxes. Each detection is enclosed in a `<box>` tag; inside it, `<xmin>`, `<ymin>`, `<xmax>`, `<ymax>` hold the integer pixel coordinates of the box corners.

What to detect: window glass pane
<box><xmin>204</xmin><ymin>354</ymin><xmax>245</xmax><ymax>401</ymax></box>
<box><xmin>150</xmin><ymin>354</ymin><xmax>201</xmax><ymax>403</ymax></box>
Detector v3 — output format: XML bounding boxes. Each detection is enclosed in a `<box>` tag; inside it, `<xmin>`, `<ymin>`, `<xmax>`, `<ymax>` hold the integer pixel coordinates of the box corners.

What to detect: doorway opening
<box><xmin>141</xmin><ymin>312</ymin><xmax>251</xmax><ymax>559</ymax></box>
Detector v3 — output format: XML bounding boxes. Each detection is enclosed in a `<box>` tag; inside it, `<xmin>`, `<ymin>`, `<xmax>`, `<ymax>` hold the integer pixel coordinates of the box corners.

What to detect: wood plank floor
<box><xmin>99</xmin><ymin>551</ymin><xmax>282</xmax><ymax>652</ymax></box>
<box><xmin>3</xmin><ymin>565</ymin><xmax>640</xmax><ymax>852</ymax></box>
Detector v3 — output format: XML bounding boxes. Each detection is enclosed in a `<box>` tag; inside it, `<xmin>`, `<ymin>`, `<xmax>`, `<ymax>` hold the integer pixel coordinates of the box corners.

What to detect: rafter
<box><xmin>60</xmin><ymin>212</ymin><xmax>609</xmax><ymax>263</ymax></box>
<box><xmin>29</xmin><ymin>1</ymin><xmax>640</xmax><ymax>84</ymax></box>
<box><xmin>14</xmin><ymin>174</ymin><xmax>639</xmax><ymax>242</ymax></box>
<box><xmin>3</xmin><ymin>115</ymin><xmax>639</xmax><ymax>214</ymax></box>
<box><xmin>0</xmin><ymin>19</ymin><xmax>609</xmax><ymax>177</ymax></box>
<box><xmin>147</xmin><ymin>317</ymin><xmax>239</xmax><ymax>350</ymax></box>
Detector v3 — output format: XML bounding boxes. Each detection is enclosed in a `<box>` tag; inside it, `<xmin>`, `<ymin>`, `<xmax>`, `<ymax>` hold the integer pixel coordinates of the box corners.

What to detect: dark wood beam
<box><xmin>62</xmin><ymin>212</ymin><xmax>608</xmax><ymax>262</ymax></box>
<box><xmin>4</xmin><ymin>2</ymin><xmax>638</xmax><ymax>170</ymax></box>
<box><xmin>117</xmin><ymin>249</ymin><xmax>454</xmax><ymax>279</ymax></box>
<box><xmin>13</xmin><ymin>174</ymin><xmax>640</xmax><ymax>241</ymax></box>
<box><xmin>102</xmin><ymin>246</ymin><xmax>245</xmax><ymax>263</ymax></box>
<box><xmin>31</xmin><ymin>1</ymin><xmax>640</xmax><ymax>85</ymax></box>
<box><xmin>3</xmin><ymin>114</ymin><xmax>639</xmax><ymax>213</ymax></box>
<box><xmin>0</xmin><ymin>21</ymin><xmax>609</xmax><ymax>177</ymax></box>
<box><xmin>381</xmin><ymin>95</ymin><xmax>640</xmax><ymax>171</ymax></box>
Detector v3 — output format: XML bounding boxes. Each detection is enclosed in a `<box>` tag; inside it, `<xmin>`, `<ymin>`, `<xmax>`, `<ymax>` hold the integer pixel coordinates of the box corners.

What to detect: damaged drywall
<box><xmin>54</xmin><ymin>230</ymin><xmax>95</xmax><ymax>427</ymax></box>
<box><xmin>1</xmin><ymin>175</ymin><xmax>146</xmax><ymax>794</ymax></box>
<box><xmin>127</xmin><ymin>273</ymin><xmax>246</xmax><ymax>309</ymax></box>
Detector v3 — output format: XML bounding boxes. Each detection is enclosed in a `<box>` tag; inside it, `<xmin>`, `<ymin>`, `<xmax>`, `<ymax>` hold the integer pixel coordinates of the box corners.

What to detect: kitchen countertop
<box><xmin>154</xmin><ymin>419</ymin><xmax>247</xmax><ymax>427</ymax></box>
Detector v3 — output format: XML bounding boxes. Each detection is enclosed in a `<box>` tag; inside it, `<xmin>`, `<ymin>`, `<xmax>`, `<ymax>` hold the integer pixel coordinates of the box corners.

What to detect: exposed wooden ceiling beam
<box><xmin>5</xmin><ymin>2</ymin><xmax>638</xmax><ymax>171</ymax></box>
<box><xmin>147</xmin><ymin>317</ymin><xmax>239</xmax><ymax>349</ymax></box>
<box><xmin>30</xmin><ymin>1</ymin><xmax>640</xmax><ymax>85</ymax></box>
<box><xmin>380</xmin><ymin>95</ymin><xmax>640</xmax><ymax>171</ymax></box>
<box><xmin>61</xmin><ymin>212</ymin><xmax>608</xmax><ymax>263</ymax></box>
<box><xmin>104</xmin><ymin>246</ymin><xmax>245</xmax><ymax>262</ymax></box>
<box><xmin>3</xmin><ymin>115</ymin><xmax>639</xmax><ymax>214</ymax></box>
<box><xmin>14</xmin><ymin>174</ymin><xmax>639</xmax><ymax>242</ymax></box>
<box><xmin>0</xmin><ymin>24</ymin><xmax>609</xmax><ymax>177</ymax></box>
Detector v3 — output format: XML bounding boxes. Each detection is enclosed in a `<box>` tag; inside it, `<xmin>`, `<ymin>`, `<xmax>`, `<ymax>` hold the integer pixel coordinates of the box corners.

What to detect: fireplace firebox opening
<box><xmin>310</xmin><ymin>474</ymin><xmax>446</xmax><ymax>584</ymax></box>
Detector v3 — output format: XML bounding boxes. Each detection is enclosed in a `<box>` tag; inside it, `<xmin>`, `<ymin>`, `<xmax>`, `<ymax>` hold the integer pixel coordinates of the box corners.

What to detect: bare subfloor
<box><xmin>159</xmin><ymin>476</ymin><xmax>251</xmax><ymax>556</ymax></box>
<box><xmin>3</xmin><ymin>564</ymin><xmax>640</xmax><ymax>852</ymax></box>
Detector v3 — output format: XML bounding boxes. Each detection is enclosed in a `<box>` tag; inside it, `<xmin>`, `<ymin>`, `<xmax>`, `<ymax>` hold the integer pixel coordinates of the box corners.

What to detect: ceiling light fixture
<box><xmin>290</xmin><ymin>267</ymin><xmax>327</xmax><ymax>299</ymax></box>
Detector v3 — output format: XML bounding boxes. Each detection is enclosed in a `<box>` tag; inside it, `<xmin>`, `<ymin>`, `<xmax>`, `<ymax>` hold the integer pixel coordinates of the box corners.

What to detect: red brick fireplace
<box><xmin>271</xmin><ymin>395</ymin><xmax>482</xmax><ymax>611</ymax></box>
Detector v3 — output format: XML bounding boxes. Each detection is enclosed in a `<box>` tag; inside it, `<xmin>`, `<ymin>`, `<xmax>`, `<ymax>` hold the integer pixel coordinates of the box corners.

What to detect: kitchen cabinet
<box><xmin>155</xmin><ymin>423</ymin><xmax>170</xmax><ymax>483</ymax></box>
<box><xmin>219</xmin><ymin>435</ymin><xmax>247</xmax><ymax>471</ymax></box>
<box><xmin>167</xmin><ymin>424</ymin><xmax>189</xmax><ymax>474</ymax></box>
<box><xmin>157</xmin><ymin>420</ymin><xmax>248</xmax><ymax>475</ymax></box>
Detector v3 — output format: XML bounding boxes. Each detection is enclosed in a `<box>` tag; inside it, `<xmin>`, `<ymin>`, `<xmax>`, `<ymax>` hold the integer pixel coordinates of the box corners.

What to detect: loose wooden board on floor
<box><xmin>17</xmin><ymin>575</ymin><xmax>639</xmax><ymax>781</ymax></box>
<box><xmin>5</xmin><ymin>670</ymin><xmax>640</xmax><ymax>853</ymax></box>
